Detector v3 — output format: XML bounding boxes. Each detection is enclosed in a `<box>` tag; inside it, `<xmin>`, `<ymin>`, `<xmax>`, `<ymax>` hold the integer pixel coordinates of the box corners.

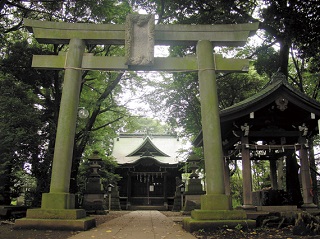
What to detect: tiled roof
<box><xmin>111</xmin><ymin>133</ymin><xmax>184</xmax><ymax>165</ymax></box>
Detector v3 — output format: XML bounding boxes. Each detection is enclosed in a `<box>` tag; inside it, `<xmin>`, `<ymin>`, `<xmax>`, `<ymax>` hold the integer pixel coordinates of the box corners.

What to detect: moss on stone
<box><xmin>191</xmin><ymin>209</ymin><xmax>247</xmax><ymax>220</ymax></box>
<box><xmin>183</xmin><ymin>217</ymin><xmax>256</xmax><ymax>232</ymax></box>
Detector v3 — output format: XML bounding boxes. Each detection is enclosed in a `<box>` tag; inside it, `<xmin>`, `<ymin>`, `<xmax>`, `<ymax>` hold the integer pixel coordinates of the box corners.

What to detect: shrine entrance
<box><xmin>16</xmin><ymin>14</ymin><xmax>259</xmax><ymax>230</ymax></box>
<box><xmin>112</xmin><ymin>133</ymin><xmax>182</xmax><ymax>209</ymax></box>
<box><xmin>130</xmin><ymin>166</ymin><xmax>167</xmax><ymax>205</ymax></box>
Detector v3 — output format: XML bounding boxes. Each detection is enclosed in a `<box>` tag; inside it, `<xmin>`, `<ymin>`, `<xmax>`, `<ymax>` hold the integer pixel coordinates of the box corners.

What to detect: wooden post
<box><xmin>163</xmin><ymin>174</ymin><xmax>167</xmax><ymax>207</ymax></box>
<box><xmin>270</xmin><ymin>160</ymin><xmax>278</xmax><ymax>190</ymax></box>
<box><xmin>241</xmin><ymin>135</ymin><xmax>254</xmax><ymax>209</ymax></box>
<box><xmin>299</xmin><ymin>134</ymin><xmax>317</xmax><ymax>208</ymax></box>
<box><xmin>197</xmin><ymin>40</ymin><xmax>231</xmax><ymax>210</ymax></box>
<box><xmin>127</xmin><ymin>173</ymin><xmax>131</xmax><ymax>209</ymax></box>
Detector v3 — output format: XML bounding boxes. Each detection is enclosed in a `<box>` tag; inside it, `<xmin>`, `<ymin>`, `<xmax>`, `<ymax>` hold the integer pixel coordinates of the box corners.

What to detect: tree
<box><xmin>0</xmin><ymin>1</ymin><xmax>133</xmax><ymax>205</ymax></box>
<box><xmin>133</xmin><ymin>0</ymin><xmax>320</xmax><ymax>89</ymax></box>
<box><xmin>0</xmin><ymin>74</ymin><xmax>42</xmax><ymax>204</ymax></box>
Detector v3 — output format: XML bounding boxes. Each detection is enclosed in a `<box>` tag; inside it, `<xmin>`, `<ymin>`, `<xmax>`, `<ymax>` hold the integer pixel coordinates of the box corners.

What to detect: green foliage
<box><xmin>77</xmin><ymin>153</ymin><xmax>121</xmax><ymax>195</ymax></box>
<box><xmin>254</xmin><ymin>47</ymin><xmax>280</xmax><ymax>78</ymax></box>
<box><xmin>1</xmin><ymin>0</ymin><xmax>319</xmax><ymax>208</ymax></box>
<box><xmin>122</xmin><ymin>117</ymin><xmax>173</xmax><ymax>134</ymax></box>
<box><xmin>133</xmin><ymin>0</ymin><xmax>255</xmax><ymax>24</ymax></box>
<box><xmin>235</xmin><ymin>223</ymin><xmax>243</xmax><ymax>231</ymax></box>
<box><xmin>218</xmin><ymin>68</ymin><xmax>268</xmax><ymax>109</ymax></box>
<box><xmin>0</xmin><ymin>73</ymin><xmax>42</xmax><ymax>204</ymax></box>
<box><xmin>229</xmin><ymin>165</ymin><xmax>243</xmax><ymax>207</ymax></box>
<box><xmin>1</xmin><ymin>1</ymin><xmax>134</xmax><ymax>202</ymax></box>
<box><xmin>252</xmin><ymin>160</ymin><xmax>271</xmax><ymax>191</ymax></box>
<box><xmin>142</xmin><ymin>72</ymin><xmax>201</xmax><ymax>137</ymax></box>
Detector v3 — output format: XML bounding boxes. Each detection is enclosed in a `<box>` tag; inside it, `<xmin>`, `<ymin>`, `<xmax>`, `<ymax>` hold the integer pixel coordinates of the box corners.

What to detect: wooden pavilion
<box><xmin>193</xmin><ymin>73</ymin><xmax>320</xmax><ymax>210</ymax></box>
<box><xmin>111</xmin><ymin>133</ymin><xmax>184</xmax><ymax>210</ymax></box>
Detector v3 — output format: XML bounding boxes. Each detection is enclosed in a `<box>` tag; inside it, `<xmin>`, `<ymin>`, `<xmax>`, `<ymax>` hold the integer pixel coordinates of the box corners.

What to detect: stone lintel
<box><xmin>32</xmin><ymin>55</ymin><xmax>250</xmax><ymax>73</ymax></box>
<box><xmin>24</xmin><ymin>18</ymin><xmax>258</xmax><ymax>46</ymax></box>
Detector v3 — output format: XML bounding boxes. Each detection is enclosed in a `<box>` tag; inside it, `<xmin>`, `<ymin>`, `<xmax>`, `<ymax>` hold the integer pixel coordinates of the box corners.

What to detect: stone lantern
<box><xmin>183</xmin><ymin>151</ymin><xmax>205</xmax><ymax>213</ymax></box>
<box><xmin>82</xmin><ymin>151</ymin><xmax>106</xmax><ymax>214</ymax></box>
<box><xmin>186</xmin><ymin>151</ymin><xmax>204</xmax><ymax>192</ymax></box>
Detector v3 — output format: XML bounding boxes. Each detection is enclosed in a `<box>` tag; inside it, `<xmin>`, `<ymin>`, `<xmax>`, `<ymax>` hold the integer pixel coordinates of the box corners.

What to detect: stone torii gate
<box><xmin>16</xmin><ymin>15</ymin><xmax>258</xmax><ymax>230</ymax></box>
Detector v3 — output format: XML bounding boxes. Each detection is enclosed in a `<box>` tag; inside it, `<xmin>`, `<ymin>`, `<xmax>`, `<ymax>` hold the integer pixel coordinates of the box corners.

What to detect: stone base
<box><xmin>183</xmin><ymin>208</ymin><xmax>255</xmax><ymax>232</ymax></box>
<box><xmin>201</xmin><ymin>194</ymin><xmax>232</xmax><ymax>210</ymax></box>
<box><xmin>301</xmin><ymin>203</ymin><xmax>318</xmax><ymax>209</ymax></box>
<box><xmin>26</xmin><ymin>208</ymin><xmax>87</xmax><ymax>219</ymax></box>
<box><xmin>191</xmin><ymin>209</ymin><xmax>247</xmax><ymax>220</ymax></box>
<box><xmin>42</xmin><ymin>193</ymin><xmax>75</xmax><ymax>209</ymax></box>
<box><xmin>256</xmin><ymin>205</ymin><xmax>298</xmax><ymax>212</ymax></box>
<box><xmin>14</xmin><ymin>208</ymin><xmax>96</xmax><ymax>231</ymax></box>
<box><xmin>242</xmin><ymin>204</ymin><xmax>257</xmax><ymax>210</ymax></box>
<box><xmin>14</xmin><ymin>217</ymin><xmax>96</xmax><ymax>231</ymax></box>
<box><xmin>183</xmin><ymin>218</ymin><xmax>256</xmax><ymax>232</ymax></box>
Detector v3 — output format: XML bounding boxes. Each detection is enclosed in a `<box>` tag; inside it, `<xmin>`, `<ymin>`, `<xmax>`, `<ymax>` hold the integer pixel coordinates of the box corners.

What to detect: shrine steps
<box><xmin>129</xmin><ymin>205</ymin><xmax>168</xmax><ymax>211</ymax></box>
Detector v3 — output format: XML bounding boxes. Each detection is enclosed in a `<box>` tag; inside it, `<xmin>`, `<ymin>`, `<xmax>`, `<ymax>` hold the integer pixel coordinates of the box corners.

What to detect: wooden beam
<box><xmin>236</xmin><ymin>144</ymin><xmax>304</xmax><ymax>150</ymax></box>
<box><xmin>32</xmin><ymin>54</ymin><xmax>250</xmax><ymax>72</ymax></box>
<box><xmin>232</xmin><ymin>130</ymin><xmax>300</xmax><ymax>138</ymax></box>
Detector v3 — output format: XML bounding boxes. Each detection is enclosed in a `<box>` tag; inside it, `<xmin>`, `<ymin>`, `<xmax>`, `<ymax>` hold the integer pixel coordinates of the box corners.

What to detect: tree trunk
<box><xmin>279</xmin><ymin>38</ymin><xmax>290</xmax><ymax>78</ymax></box>
<box><xmin>286</xmin><ymin>152</ymin><xmax>303</xmax><ymax>207</ymax></box>
<box><xmin>309</xmin><ymin>139</ymin><xmax>318</xmax><ymax>205</ymax></box>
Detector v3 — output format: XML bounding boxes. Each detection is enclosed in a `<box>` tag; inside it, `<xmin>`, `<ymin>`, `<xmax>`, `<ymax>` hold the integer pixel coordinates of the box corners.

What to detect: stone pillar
<box><xmin>299</xmin><ymin>132</ymin><xmax>317</xmax><ymax>208</ymax></box>
<box><xmin>14</xmin><ymin>39</ymin><xmax>96</xmax><ymax>230</ymax></box>
<box><xmin>196</xmin><ymin>40</ymin><xmax>230</xmax><ymax>210</ymax></box>
<box><xmin>41</xmin><ymin>38</ymin><xmax>86</xmax><ymax>209</ymax></box>
<box><xmin>241</xmin><ymin>135</ymin><xmax>254</xmax><ymax>209</ymax></box>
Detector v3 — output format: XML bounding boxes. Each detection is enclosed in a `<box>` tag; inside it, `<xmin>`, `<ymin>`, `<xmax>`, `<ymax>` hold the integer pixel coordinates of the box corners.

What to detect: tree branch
<box><xmin>92</xmin><ymin>116</ymin><xmax>124</xmax><ymax>132</ymax></box>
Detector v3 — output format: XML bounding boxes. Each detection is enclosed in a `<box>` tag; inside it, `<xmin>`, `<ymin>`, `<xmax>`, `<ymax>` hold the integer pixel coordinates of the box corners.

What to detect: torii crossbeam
<box><xmin>16</xmin><ymin>14</ymin><xmax>258</xmax><ymax>231</ymax></box>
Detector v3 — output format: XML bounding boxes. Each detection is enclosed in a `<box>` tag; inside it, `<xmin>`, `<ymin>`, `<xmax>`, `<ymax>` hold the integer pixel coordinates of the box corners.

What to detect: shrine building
<box><xmin>194</xmin><ymin>73</ymin><xmax>320</xmax><ymax>211</ymax></box>
<box><xmin>111</xmin><ymin>133</ymin><xmax>185</xmax><ymax>210</ymax></box>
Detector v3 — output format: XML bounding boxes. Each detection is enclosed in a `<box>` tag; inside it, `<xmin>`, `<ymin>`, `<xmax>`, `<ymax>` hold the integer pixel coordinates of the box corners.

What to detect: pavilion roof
<box><xmin>221</xmin><ymin>75</ymin><xmax>320</xmax><ymax>122</ymax></box>
<box><xmin>194</xmin><ymin>74</ymin><xmax>320</xmax><ymax>147</ymax></box>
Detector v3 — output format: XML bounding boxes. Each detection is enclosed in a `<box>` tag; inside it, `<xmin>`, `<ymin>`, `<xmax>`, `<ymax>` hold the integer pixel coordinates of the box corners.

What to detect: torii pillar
<box><xmin>197</xmin><ymin>40</ymin><xmax>230</xmax><ymax>209</ymax></box>
<box><xmin>17</xmin><ymin>14</ymin><xmax>258</xmax><ymax>231</ymax></box>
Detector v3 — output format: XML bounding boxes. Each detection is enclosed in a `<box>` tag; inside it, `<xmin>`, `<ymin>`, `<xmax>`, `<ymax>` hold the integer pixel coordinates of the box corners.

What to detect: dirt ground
<box><xmin>1</xmin><ymin>211</ymin><xmax>320</xmax><ymax>239</ymax></box>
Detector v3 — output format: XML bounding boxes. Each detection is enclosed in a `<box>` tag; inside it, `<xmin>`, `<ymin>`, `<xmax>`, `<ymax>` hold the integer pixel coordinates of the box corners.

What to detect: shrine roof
<box><xmin>111</xmin><ymin>133</ymin><xmax>184</xmax><ymax>165</ymax></box>
<box><xmin>193</xmin><ymin>75</ymin><xmax>320</xmax><ymax>147</ymax></box>
<box><xmin>220</xmin><ymin>76</ymin><xmax>320</xmax><ymax>122</ymax></box>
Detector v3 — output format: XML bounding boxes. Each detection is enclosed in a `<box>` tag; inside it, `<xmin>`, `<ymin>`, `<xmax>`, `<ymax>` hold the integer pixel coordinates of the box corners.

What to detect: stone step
<box><xmin>129</xmin><ymin>205</ymin><xmax>168</xmax><ymax>211</ymax></box>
